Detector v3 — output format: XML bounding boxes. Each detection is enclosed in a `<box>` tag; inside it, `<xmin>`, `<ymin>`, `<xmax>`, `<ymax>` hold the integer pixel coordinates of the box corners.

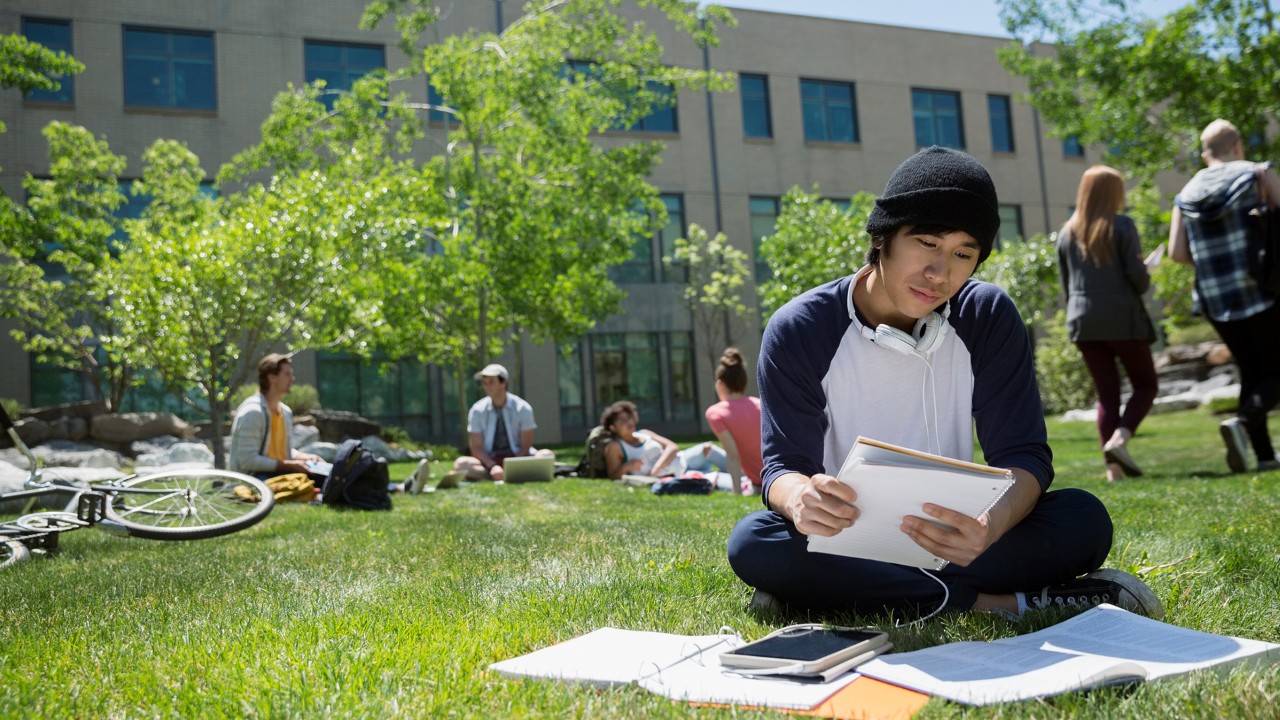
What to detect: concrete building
<box><xmin>0</xmin><ymin>0</ymin><xmax>1174</xmax><ymax>445</ymax></box>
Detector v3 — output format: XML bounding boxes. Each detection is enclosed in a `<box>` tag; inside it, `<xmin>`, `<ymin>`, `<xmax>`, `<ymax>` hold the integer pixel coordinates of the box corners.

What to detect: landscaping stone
<box><xmin>91</xmin><ymin>412</ymin><xmax>194</xmax><ymax>443</ymax></box>
<box><xmin>293</xmin><ymin>423</ymin><xmax>320</xmax><ymax>449</ymax></box>
<box><xmin>310</xmin><ymin>409</ymin><xmax>380</xmax><ymax>443</ymax></box>
<box><xmin>134</xmin><ymin>442</ymin><xmax>215</xmax><ymax>467</ymax></box>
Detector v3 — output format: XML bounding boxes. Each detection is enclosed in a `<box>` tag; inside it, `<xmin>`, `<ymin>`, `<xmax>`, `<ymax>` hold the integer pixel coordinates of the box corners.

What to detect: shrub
<box><xmin>1034</xmin><ymin>310</ymin><xmax>1096</xmax><ymax>415</ymax></box>
<box><xmin>1</xmin><ymin>398</ymin><xmax>21</xmax><ymax>418</ymax></box>
<box><xmin>975</xmin><ymin>232</ymin><xmax>1060</xmax><ymax>334</ymax></box>
<box><xmin>229</xmin><ymin>382</ymin><xmax>321</xmax><ymax>415</ymax></box>
<box><xmin>424</xmin><ymin>444</ymin><xmax>460</xmax><ymax>463</ymax></box>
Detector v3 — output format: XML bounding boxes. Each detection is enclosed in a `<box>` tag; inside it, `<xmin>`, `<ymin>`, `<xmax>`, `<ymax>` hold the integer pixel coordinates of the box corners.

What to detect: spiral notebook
<box><xmin>806</xmin><ymin>437</ymin><xmax>1014</xmax><ymax>570</ymax></box>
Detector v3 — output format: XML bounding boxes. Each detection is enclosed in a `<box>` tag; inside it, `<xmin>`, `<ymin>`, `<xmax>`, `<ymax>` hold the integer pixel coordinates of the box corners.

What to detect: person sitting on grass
<box><xmin>452</xmin><ymin>363</ymin><xmax>552</xmax><ymax>482</ymax></box>
<box><xmin>228</xmin><ymin>353</ymin><xmax>325</xmax><ymax>480</ymax></box>
<box><xmin>601</xmin><ymin>400</ymin><xmax>682</xmax><ymax>480</ymax></box>
<box><xmin>727</xmin><ymin>147</ymin><xmax>1163</xmax><ymax>621</ymax></box>
<box><xmin>701</xmin><ymin>348</ymin><xmax>764</xmax><ymax>495</ymax></box>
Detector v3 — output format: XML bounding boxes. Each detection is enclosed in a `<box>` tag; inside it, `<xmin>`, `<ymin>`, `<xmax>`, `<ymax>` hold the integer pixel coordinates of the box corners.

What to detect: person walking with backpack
<box><xmin>1169</xmin><ymin>119</ymin><xmax>1280</xmax><ymax>473</ymax></box>
<box><xmin>1056</xmin><ymin>166</ymin><xmax>1161</xmax><ymax>482</ymax></box>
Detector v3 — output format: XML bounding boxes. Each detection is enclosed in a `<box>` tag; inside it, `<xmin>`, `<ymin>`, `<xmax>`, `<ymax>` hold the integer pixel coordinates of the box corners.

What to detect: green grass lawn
<box><xmin>1</xmin><ymin>409</ymin><xmax>1277</xmax><ymax>718</ymax></box>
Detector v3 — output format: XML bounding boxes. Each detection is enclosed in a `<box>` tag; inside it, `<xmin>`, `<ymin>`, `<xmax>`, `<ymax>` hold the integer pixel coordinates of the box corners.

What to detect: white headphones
<box><xmin>858</xmin><ymin>302</ymin><xmax>951</xmax><ymax>356</ymax></box>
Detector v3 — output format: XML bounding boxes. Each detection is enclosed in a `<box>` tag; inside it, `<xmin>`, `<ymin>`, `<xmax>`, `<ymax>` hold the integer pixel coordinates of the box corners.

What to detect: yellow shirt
<box><xmin>266</xmin><ymin>409</ymin><xmax>288</xmax><ymax>463</ymax></box>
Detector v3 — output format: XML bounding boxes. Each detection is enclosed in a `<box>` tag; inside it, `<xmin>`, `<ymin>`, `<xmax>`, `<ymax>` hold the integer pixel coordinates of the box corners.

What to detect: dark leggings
<box><xmin>726</xmin><ymin>488</ymin><xmax>1113</xmax><ymax>617</ymax></box>
<box><xmin>1210</xmin><ymin>301</ymin><xmax>1280</xmax><ymax>462</ymax></box>
<box><xmin>1076</xmin><ymin>340</ymin><xmax>1159</xmax><ymax>447</ymax></box>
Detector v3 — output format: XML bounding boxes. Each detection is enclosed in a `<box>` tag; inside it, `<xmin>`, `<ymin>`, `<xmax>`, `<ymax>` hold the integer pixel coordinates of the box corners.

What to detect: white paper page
<box><xmin>806</xmin><ymin>461</ymin><xmax>1013</xmax><ymax>570</ymax></box>
<box><xmin>857</xmin><ymin>640</ymin><xmax>1143</xmax><ymax>705</ymax></box>
<box><xmin>848</xmin><ymin>437</ymin><xmax>1007</xmax><ymax>478</ymax></box>
<box><xmin>637</xmin><ymin>643</ymin><xmax>859</xmax><ymax>710</ymax></box>
<box><xmin>1004</xmin><ymin>604</ymin><xmax>1280</xmax><ymax>679</ymax></box>
<box><xmin>306</xmin><ymin>459</ymin><xmax>333</xmax><ymax>476</ymax></box>
<box><xmin>488</xmin><ymin>628</ymin><xmax>739</xmax><ymax>687</ymax></box>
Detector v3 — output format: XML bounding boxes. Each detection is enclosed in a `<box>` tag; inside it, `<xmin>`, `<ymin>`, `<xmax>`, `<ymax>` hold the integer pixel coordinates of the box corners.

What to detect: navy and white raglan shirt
<box><xmin>758</xmin><ymin>266</ymin><xmax>1053</xmax><ymax>506</ymax></box>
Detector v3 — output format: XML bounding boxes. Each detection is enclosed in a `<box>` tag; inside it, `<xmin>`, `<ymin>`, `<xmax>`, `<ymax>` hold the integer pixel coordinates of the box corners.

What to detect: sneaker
<box><xmin>1220</xmin><ymin>418</ymin><xmax>1250</xmax><ymax>474</ymax></box>
<box><xmin>406</xmin><ymin>459</ymin><xmax>431</xmax><ymax>495</ymax></box>
<box><xmin>434</xmin><ymin>470</ymin><xmax>465</xmax><ymax>491</ymax></box>
<box><xmin>1102</xmin><ymin>439</ymin><xmax>1143</xmax><ymax>477</ymax></box>
<box><xmin>1028</xmin><ymin>569</ymin><xmax>1163</xmax><ymax>620</ymax></box>
<box><xmin>748</xmin><ymin>589</ymin><xmax>785</xmax><ymax>615</ymax></box>
<box><xmin>1259</xmin><ymin>459</ymin><xmax>1280</xmax><ymax>472</ymax></box>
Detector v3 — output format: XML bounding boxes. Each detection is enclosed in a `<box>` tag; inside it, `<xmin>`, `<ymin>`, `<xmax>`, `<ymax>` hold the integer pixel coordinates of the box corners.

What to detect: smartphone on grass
<box><xmin>719</xmin><ymin>624</ymin><xmax>889</xmax><ymax>675</ymax></box>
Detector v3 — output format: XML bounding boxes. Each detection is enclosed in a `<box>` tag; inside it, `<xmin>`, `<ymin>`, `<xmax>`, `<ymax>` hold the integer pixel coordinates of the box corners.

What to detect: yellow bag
<box><xmin>265</xmin><ymin>473</ymin><xmax>316</xmax><ymax>502</ymax></box>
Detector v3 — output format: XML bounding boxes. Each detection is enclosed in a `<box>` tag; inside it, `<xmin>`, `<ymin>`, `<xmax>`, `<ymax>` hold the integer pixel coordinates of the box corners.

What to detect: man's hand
<box><xmin>771</xmin><ymin>472</ymin><xmax>859</xmax><ymax>537</ymax></box>
<box><xmin>275</xmin><ymin>458</ymin><xmax>314</xmax><ymax>475</ymax></box>
<box><xmin>900</xmin><ymin>504</ymin><xmax>996</xmax><ymax>568</ymax></box>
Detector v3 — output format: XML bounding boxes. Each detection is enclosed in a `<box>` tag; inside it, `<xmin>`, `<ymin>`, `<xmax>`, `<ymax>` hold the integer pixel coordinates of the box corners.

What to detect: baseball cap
<box><xmin>474</xmin><ymin>363</ymin><xmax>509</xmax><ymax>381</ymax></box>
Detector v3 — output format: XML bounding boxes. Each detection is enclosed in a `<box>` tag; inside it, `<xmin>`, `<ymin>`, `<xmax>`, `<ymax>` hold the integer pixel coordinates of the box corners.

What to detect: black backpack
<box><xmin>323</xmin><ymin>439</ymin><xmax>392</xmax><ymax>511</ymax></box>
<box><xmin>574</xmin><ymin>426</ymin><xmax>615</xmax><ymax>478</ymax></box>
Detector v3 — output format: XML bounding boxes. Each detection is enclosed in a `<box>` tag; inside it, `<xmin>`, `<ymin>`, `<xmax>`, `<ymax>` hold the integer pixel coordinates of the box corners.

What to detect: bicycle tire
<box><xmin>102</xmin><ymin>469</ymin><xmax>275</xmax><ymax>540</ymax></box>
<box><xmin>0</xmin><ymin>539</ymin><xmax>30</xmax><ymax>568</ymax></box>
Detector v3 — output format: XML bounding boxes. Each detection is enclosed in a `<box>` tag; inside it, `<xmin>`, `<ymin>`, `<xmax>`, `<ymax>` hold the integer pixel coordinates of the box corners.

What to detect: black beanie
<box><xmin>865</xmin><ymin>146</ymin><xmax>1000</xmax><ymax>263</ymax></box>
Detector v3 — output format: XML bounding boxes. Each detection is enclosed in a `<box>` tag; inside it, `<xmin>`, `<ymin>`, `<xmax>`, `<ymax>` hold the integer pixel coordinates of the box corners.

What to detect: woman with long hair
<box><xmin>1056</xmin><ymin>165</ymin><xmax>1160</xmax><ymax>481</ymax></box>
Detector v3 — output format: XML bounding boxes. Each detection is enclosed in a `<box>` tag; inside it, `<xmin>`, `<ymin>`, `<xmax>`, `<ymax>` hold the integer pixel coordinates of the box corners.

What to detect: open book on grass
<box><xmin>857</xmin><ymin>604</ymin><xmax>1280</xmax><ymax>705</ymax></box>
<box><xmin>807</xmin><ymin>437</ymin><xmax>1015</xmax><ymax>570</ymax></box>
<box><xmin>488</xmin><ymin>627</ymin><xmax>863</xmax><ymax>709</ymax></box>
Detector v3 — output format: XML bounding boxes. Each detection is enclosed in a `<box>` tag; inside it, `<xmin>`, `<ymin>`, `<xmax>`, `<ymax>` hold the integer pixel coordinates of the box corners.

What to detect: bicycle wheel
<box><xmin>0</xmin><ymin>539</ymin><xmax>30</xmax><ymax>568</ymax></box>
<box><xmin>14</xmin><ymin>512</ymin><xmax>83</xmax><ymax>532</ymax></box>
<box><xmin>102</xmin><ymin>469</ymin><xmax>275</xmax><ymax>540</ymax></box>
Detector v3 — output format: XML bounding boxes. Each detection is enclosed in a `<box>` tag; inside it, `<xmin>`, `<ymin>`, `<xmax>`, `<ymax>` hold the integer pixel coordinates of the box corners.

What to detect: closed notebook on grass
<box><xmin>503</xmin><ymin>455</ymin><xmax>555</xmax><ymax>483</ymax></box>
<box><xmin>807</xmin><ymin>437</ymin><xmax>1014</xmax><ymax>570</ymax></box>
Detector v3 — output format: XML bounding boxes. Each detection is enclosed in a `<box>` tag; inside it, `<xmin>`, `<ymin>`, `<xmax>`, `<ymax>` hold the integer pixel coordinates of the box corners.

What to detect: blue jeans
<box><xmin>727</xmin><ymin>488</ymin><xmax>1113</xmax><ymax>617</ymax></box>
<box><xmin>679</xmin><ymin>443</ymin><xmax>727</xmax><ymax>473</ymax></box>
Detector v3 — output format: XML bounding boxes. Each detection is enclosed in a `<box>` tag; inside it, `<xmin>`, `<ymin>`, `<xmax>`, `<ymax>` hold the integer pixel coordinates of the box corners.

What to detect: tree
<box><xmin>758</xmin><ymin>187</ymin><xmax>876</xmax><ymax>321</ymax></box>
<box><xmin>0</xmin><ymin>122</ymin><xmax>135</xmax><ymax>410</ymax></box>
<box><xmin>662</xmin><ymin>223</ymin><xmax>751</xmax><ymax>372</ymax></box>
<box><xmin>974</xmin><ymin>233</ymin><xmax>1060</xmax><ymax>334</ymax></box>
<box><xmin>997</xmin><ymin>0</ymin><xmax>1280</xmax><ymax>181</ymax></box>
<box><xmin>0</xmin><ymin>34</ymin><xmax>84</xmax><ymax>134</ymax></box>
<box><xmin>225</xmin><ymin>0</ymin><xmax>736</xmax><ymax>435</ymax></box>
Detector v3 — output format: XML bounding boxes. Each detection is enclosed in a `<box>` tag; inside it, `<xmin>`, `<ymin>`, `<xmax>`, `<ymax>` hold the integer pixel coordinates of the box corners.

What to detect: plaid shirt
<box><xmin>1175</xmin><ymin>161</ymin><xmax>1275</xmax><ymax>322</ymax></box>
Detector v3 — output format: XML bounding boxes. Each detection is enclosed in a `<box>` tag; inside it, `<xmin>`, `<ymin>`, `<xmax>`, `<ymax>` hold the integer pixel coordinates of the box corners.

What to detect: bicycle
<box><xmin>0</xmin><ymin>404</ymin><xmax>274</xmax><ymax>569</ymax></box>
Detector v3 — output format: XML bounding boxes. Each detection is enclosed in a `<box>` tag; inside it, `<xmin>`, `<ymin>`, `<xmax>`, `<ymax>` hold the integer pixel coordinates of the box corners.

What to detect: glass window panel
<box><xmin>23</xmin><ymin>19</ymin><xmax>74</xmax><ymax>103</ymax></box>
<box><xmin>750</xmin><ymin>196</ymin><xmax>779</xmax><ymax>283</ymax></box>
<box><xmin>427</xmin><ymin>78</ymin><xmax>449</xmax><ymax>122</ymax></box>
<box><xmin>997</xmin><ymin>204</ymin><xmax>1023</xmax><ymax>248</ymax></box>
<box><xmin>988</xmin><ymin>94</ymin><xmax>1014</xmax><ymax>153</ymax></box>
<box><xmin>123</xmin><ymin>27</ymin><xmax>215</xmax><ymax>109</ymax></box>
<box><xmin>740</xmin><ymin>73</ymin><xmax>771</xmax><ymax>138</ymax></box>
<box><xmin>346</xmin><ymin>45</ymin><xmax>385</xmax><ymax>69</ymax></box>
<box><xmin>305</xmin><ymin>40</ymin><xmax>385</xmax><ymax>110</ymax></box>
<box><xmin>800</xmin><ymin>80</ymin><xmax>857</xmax><ymax>142</ymax></box>
<box><xmin>317</xmin><ymin>354</ymin><xmax>360</xmax><ymax>411</ymax></box>
<box><xmin>659</xmin><ymin>194</ymin><xmax>686</xmax><ymax>284</ymax></box>
<box><xmin>304</xmin><ymin>42</ymin><xmax>343</xmax><ymax>65</ymax></box>
<box><xmin>1063</xmin><ymin>134</ymin><xmax>1085</xmax><ymax>158</ymax></box>
<box><xmin>558</xmin><ymin>341</ymin><xmax>586</xmax><ymax>429</ymax></box>
<box><xmin>912</xmin><ymin>89</ymin><xmax>964</xmax><ymax>149</ymax></box>
<box><xmin>667</xmin><ymin>333</ymin><xmax>695</xmax><ymax>421</ymax></box>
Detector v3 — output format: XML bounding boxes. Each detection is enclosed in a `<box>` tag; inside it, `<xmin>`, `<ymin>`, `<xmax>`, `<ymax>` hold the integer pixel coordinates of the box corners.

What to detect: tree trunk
<box><xmin>210</xmin><ymin>390</ymin><xmax>228</xmax><ymax>470</ymax></box>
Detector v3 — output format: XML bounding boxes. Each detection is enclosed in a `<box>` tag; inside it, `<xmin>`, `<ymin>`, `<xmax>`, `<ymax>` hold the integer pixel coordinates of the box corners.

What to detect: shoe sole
<box><xmin>1085</xmin><ymin>569</ymin><xmax>1164</xmax><ymax>620</ymax></box>
<box><xmin>1220</xmin><ymin>422</ymin><xmax>1247</xmax><ymax>474</ymax></box>
<box><xmin>1103</xmin><ymin>448</ymin><xmax>1143</xmax><ymax>477</ymax></box>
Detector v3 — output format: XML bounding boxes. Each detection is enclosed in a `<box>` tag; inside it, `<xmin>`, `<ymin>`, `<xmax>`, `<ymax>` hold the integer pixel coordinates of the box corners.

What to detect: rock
<box><xmin>1059</xmin><ymin>409</ymin><xmax>1097</xmax><ymax>423</ymax></box>
<box><xmin>1206</xmin><ymin>344</ymin><xmax>1234</xmax><ymax>366</ymax></box>
<box><xmin>310</xmin><ymin>409</ymin><xmax>380</xmax><ymax>443</ymax></box>
<box><xmin>299</xmin><ymin>441</ymin><xmax>338</xmax><ymax>462</ymax></box>
<box><xmin>132</xmin><ymin>461</ymin><xmax>217</xmax><ymax>476</ymax></box>
<box><xmin>91</xmin><ymin>412</ymin><xmax>194</xmax><ymax>443</ymax></box>
<box><xmin>12</xmin><ymin>417</ymin><xmax>50</xmax><ymax>446</ymax></box>
<box><xmin>0</xmin><ymin>462</ymin><xmax>127</xmax><ymax>513</ymax></box>
<box><xmin>293</xmin><ymin>424</ymin><xmax>320</xmax><ymax>449</ymax></box>
<box><xmin>1149</xmin><ymin>394</ymin><xmax>1202</xmax><ymax>414</ymax></box>
<box><xmin>45</xmin><ymin>415</ymin><xmax>89</xmax><ymax>441</ymax></box>
<box><xmin>135</xmin><ymin>442</ymin><xmax>214</xmax><ymax>467</ymax></box>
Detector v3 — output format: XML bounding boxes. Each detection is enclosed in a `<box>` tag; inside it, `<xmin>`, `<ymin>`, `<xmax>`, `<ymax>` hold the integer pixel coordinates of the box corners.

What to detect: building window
<box><xmin>740</xmin><ymin>73</ymin><xmax>772</xmax><ymax>138</ymax></box>
<box><xmin>750</xmin><ymin>196</ymin><xmax>780</xmax><ymax>283</ymax></box>
<box><xmin>123</xmin><ymin>26</ymin><xmax>216</xmax><ymax>110</ymax></box>
<box><xmin>912</xmin><ymin>89</ymin><xmax>963</xmax><ymax>149</ymax></box>
<box><xmin>1063</xmin><ymin>134</ymin><xmax>1085</xmax><ymax>158</ymax></box>
<box><xmin>610</xmin><ymin>194</ymin><xmax>685</xmax><ymax>284</ymax></box>
<box><xmin>988</xmin><ymin>94</ymin><xmax>1013</xmax><ymax>153</ymax></box>
<box><xmin>997</xmin><ymin>204</ymin><xmax>1023</xmax><ymax>248</ymax></box>
<box><xmin>559</xmin><ymin>332</ymin><xmax>696</xmax><ymax>431</ymax></box>
<box><xmin>23</xmin><ymin>18</ymin><xmax>74</xmax><ymax>104</ymax></box>
<box><xmin>801</xmin><ymin>79</ymin><xmax>858</xmax><ymax>143</ymax></box>
<box><xmin>629</xmin><ymin>80</ymin><xmax>678</xmax><ymax>133</ymax></box>
<box><xmin>426</xmin><ymin>78</ymin><xmax>450</xmax><ymax>123</ymax></box>
<box><xmin>316</xmin><ymin>352</ymin><xmax>431</xmax><ymax>439</ymax></box>
<box><xmin>304</xmin><ymin>40</ymin><xmax>385</xmax><ymax>110</ymax></box>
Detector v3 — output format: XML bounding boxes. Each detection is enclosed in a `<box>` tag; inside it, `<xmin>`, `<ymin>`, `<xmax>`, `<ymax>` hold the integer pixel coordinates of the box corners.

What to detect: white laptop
<box><xmin>503</xmin><ymin>456</ymin><xmax>555</xmax><ymax>483</ymax></box>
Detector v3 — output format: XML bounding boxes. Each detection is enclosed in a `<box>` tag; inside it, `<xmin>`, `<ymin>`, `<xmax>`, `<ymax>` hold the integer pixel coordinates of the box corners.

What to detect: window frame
<box><xmin>740</xmin><ymin>72</ymin><xmax>773</xmax><ymax>139</ymax></box>
<box><xmin>22</xmin><ymin>17</ymin><xmax>74</xmax><ymax>104</ymax></box>
<box><xmin>303</xmin><ymin>39</ymin><xmax>387</xmax><ymax>110</ymax></box>
<box><xmin>800</xmin><ymin>78</ymin><xmax>859</xmax><ymax>144</ymax></box>
<box><xmin>987</xmin><ymin>94</ymin><xmax>1014</xmax><ymax>153</ymax></box>
<box><xmin>122</xmin><ymin>25</ymin><xmax>217</xmax><ymax>111</ymax></box>
<box><xmin>911</xmin><ymin>88</ymin><xmax>965</xmax><ymax>150</ymax></box>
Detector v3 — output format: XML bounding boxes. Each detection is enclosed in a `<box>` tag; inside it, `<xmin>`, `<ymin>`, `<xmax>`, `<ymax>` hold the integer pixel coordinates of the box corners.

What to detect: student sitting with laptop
<box><xmin>452</xmin><ymin>363</ymin><xmax>554</xmax><ymax>482</ymax></box>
